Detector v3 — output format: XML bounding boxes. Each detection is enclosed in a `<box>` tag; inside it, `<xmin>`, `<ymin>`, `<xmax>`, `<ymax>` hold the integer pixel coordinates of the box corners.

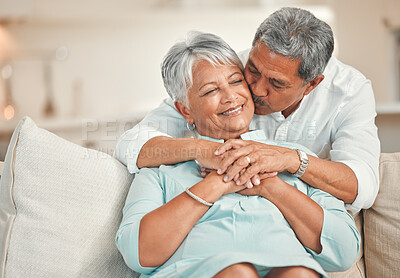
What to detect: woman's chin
<box><xmin>225</xmin><ymin>121</ymin><xmax>250</xmax><ymax>136</ymax></box>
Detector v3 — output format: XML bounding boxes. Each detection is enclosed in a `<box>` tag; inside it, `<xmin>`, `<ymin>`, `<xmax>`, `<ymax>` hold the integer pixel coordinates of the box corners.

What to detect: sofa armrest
<box><xmin>363</xmin><ymin>152</ymin><xmax>400</xmax><ymax>277</ymax></box>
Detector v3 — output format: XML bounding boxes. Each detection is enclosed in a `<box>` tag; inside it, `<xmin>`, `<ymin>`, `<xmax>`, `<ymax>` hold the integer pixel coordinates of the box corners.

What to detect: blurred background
<box><xmin>0</xmin><ymin>0</ymin><xmax>399</xmax><ymax>160</ymax></box>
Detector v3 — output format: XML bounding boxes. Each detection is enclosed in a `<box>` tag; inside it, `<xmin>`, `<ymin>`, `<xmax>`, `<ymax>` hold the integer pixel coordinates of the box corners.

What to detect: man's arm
<box><xmin>216</xmin><ymin>141</ymin><xmax>358</xmax><ymax>203</ymax></box>
<box><xmin>326</xmin><ymin>78</ymin><xmax>380</xmax><ymax>212</ymax></box>
<box><xmin>137</xmin><ymin>136</ymin><xmax>222</xmax><ymax>170</ymax></box>
<box><xmin>114</xmin><ymin>98</ymin><xmax>188</xmax><ymax>173</ymax></box>
<box><xmin>290</xmin><ymin>155</ymin><xmax>358</xmax><ymax>204</ymax></box>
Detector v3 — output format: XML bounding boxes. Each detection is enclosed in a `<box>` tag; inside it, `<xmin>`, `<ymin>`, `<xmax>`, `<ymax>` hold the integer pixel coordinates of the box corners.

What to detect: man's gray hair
<box><xmin>253</xmin><ymin>7</ymin><xmax>334</xmax><ymax>83</ymax></box>
<box><xmin>161</xmin><ymin>31</ymin><xmax>243</xmax><ymax>104</ymax></box>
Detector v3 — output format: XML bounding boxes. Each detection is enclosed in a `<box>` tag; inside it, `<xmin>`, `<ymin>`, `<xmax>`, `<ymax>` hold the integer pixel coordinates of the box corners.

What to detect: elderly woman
<box><xmin>116</xmin><ymin>32</ymin><xmax>360</xmax><ymax>278</ymax></box>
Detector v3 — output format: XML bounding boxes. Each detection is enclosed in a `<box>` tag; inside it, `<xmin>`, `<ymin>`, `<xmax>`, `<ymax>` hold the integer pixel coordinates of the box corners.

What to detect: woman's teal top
<box><xmin>116</xmin><ymin>130</ymin><xmax>360</xmax><ymax>277</ymax></box>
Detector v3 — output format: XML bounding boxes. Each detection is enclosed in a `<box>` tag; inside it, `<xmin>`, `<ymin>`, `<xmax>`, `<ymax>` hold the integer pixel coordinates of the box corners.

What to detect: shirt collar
<box><xmin>266</xmin><ymin>92</ymin><xmax>311</xmax><ymax>122</ymax></box>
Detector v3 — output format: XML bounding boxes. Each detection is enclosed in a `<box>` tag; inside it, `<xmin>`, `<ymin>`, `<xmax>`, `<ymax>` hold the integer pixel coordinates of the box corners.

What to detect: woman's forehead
<box><xmin>192</xmin><ymin>60</ymin><xmax>241</xmax><ymax>82</ymax></box>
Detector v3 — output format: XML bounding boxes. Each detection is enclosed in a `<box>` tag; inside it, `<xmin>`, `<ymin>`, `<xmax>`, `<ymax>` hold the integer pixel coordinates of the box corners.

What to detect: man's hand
<box><xmin>194</xmin><ymin>140</ymin><xmax>224</xmax><ymax>170</ymax></box>
<box><xmin>215</xmin><ymin>139</ymin><xmax>299</xmax><ymax>186</ymax></box>
<box><xmin>200</xmin><ymin>166</ymin><xmax>277</xmax><ymax>189</ymax></box>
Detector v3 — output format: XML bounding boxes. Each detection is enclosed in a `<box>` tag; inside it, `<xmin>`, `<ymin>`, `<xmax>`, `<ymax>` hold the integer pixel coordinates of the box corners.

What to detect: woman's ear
<box><xmin>174</xmin><ymin>100</ymin><xmax>194</xmax><ymax>124</ymax></box>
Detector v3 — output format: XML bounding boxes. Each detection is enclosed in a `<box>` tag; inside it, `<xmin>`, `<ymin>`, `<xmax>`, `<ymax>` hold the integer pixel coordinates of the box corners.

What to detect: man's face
<box><xmin>244</xmin><ymin>40</ymin><xmax>311</xmax><ymax>118</ymax></box>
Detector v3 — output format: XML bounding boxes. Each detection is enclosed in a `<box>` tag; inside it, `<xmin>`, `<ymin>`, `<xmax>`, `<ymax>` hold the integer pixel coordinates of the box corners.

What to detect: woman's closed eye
<box><xmin>231</xmin><ymin>79</ymin><xmax>243</xmax><ymax>85</ymax></box>
<box><xmin>202</xmin><ymin>88</ymin><xmax>218</xmax><ymax>96</ymax></box>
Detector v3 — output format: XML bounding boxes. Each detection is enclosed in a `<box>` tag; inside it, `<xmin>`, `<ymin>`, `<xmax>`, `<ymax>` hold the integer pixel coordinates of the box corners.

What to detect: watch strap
<box><xmin>294</xmin><ymin>149</ymin><xmax>309</xmax><ymax>178</ymax></box>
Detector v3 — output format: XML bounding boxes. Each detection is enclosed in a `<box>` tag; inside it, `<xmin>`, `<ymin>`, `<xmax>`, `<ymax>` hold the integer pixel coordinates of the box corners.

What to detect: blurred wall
<box><xmin>0</xmin><ymin>1</ymin><xmax>334</xmax><ymax>120</ymax></box>
<box><xmin>0</xmin><ymin>0</ymin><xmax>399</xmax><ymax>153</ymax></box>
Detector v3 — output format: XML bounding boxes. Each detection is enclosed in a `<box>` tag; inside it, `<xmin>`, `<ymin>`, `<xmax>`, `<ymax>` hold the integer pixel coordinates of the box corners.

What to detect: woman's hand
<box><xmin>200</xmin><ymin>167</ymin><xmax>277</xmax><ymax>189</ymax></box>
<box><xmin>237</xmin><ymin>175</ymin><xmax>281</xmax><ymax>198</ymax></box>
<box><xmin>214</xmin><ymin>139</ymin><xmax>299</xmax><ymax>186</ymax></box>
<box><xmin>203</xmin><ymin>170</ymin><xmax>246</xmax><ymax>195</ymax></box>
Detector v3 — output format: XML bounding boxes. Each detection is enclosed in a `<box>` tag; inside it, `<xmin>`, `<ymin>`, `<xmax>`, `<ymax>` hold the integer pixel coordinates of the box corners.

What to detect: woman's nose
<box><xmin>221</xmin><ymin>87</ymin><xmax>238</xmax><ymax>103</ymax></box>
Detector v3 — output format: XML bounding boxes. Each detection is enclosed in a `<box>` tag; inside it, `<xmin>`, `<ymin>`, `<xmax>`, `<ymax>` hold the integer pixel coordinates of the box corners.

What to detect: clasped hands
<box><xmin>196</xmin><ymin>139</ymin><xmax>300</xmax><ymax>195</ymax></box>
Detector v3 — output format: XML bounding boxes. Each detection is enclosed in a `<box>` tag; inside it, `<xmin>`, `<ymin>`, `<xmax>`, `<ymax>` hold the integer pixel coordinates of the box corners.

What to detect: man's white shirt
<box><xmin>115</xmin><ymin>53</ymin><xmax>380</xmax><ymax>214</ymax></box>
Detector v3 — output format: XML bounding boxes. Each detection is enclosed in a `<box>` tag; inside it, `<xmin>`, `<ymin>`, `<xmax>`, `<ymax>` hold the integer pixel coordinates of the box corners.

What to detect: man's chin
<box><xmin>254</xmin><ymin>105</ymin><xmax>273</xmax><ymax>115</ymax></box>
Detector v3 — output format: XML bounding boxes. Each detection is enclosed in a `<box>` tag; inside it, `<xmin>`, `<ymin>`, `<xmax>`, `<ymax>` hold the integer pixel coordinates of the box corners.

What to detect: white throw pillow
<box><xmin>0</xmin><ymin>117</ymin><xmax>138</xmax><ymax>278</ymax></box>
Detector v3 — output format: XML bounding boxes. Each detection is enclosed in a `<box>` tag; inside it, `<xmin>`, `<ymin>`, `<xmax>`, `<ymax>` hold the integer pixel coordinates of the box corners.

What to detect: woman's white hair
<box><xmin>253</xmin><ymin>7</ymin><xmax>334</xmax><ymax>83</ymax></box>
<box><xmin>161</xmin><ymin>31</ymin><xmax>243</xmax><ymax>105</ymax></box>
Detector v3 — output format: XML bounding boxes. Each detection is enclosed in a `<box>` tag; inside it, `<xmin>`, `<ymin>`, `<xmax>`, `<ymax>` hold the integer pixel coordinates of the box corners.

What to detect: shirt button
<box><xmin>275</xmin><ymin>124</ymin><xmax>288</xmax><ymax>141</ymax></box>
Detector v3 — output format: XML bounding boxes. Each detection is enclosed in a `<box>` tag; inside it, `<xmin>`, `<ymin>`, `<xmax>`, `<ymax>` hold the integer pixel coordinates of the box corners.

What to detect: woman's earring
<box><xmin>185</xmin><ymin>122</ymin><xmax>197</xmax><ymax>138</ymax></box>
<box><xmin>187</xmin><ymin>122</ymin><xmax>196</xmax><ymax>131</ymax></box>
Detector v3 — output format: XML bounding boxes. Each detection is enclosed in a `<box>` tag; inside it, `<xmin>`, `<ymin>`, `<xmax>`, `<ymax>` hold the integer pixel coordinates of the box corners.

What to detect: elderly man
<box><xmin>115</xmin><ymin>7</ymin><xmax>380</xmax><ymax>214</ymax></box>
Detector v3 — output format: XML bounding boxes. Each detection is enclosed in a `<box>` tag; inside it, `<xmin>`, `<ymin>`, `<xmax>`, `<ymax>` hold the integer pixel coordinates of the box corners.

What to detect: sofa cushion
<box><xmin>0</xmin><ymin>117</ymin><xmax>137</xmax><ymax>277</ymax></box>
<box><xmin>364</xmin><ymin>152</ymin><xmax>400</xmax><ymax>277</ymax></box>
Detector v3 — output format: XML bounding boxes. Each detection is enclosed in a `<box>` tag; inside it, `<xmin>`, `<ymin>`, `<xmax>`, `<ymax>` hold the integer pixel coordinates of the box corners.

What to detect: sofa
<box><xmin>0</xmin><ymin>117</ymin><xmax>399</xmax><ymax>278</ymax></box>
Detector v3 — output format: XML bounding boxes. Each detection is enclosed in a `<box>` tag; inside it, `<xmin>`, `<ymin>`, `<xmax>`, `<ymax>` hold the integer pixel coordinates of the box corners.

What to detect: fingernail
<box><xmin>247</xmin><ymin>182</ymin><xmax>253</xmax><ymax>188</ymax></box>
<box><xmin>214</xmin><ymin>150</ymin><xmax>219</xmax><ymax>155</ymax></box>
<box><xmin>236</xmin><ymin>180</ymin><xmax>241</xmax><ymax>185</ymax></box>
<box><xmin>217</xmin><ymin>169</ymin><xmax>222</xmax><ymax>175</ymax></box>
<box><xmin>223</xmin><ymin>176</ymin><xmax>229</xmax><ymax>182</ymax></box>
<box><xmin>254</xmin><ymin>178</ymin><xmax>260</xmax><ymax>185</ymax></box>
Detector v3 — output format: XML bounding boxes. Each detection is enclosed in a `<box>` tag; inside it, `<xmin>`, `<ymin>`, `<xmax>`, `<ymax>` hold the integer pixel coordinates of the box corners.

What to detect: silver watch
<box><xmin>294</xmin><ymin>149</ymin><xmax>309</xmax><ymax>178</ymax></box>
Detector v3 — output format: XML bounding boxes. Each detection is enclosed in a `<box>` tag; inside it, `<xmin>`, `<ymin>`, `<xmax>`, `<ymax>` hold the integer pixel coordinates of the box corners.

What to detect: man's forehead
<box><xmin>248</xmin><ymin>43</ymin><xmax>301</xmax><ymax>79</ymax></box>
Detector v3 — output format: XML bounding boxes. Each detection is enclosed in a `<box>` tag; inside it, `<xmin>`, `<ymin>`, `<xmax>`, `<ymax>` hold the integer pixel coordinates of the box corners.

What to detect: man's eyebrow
<box><xmin>270</xmin><ymin>78</ymin><xmax>289</xmax><ymax>86</ymax></box>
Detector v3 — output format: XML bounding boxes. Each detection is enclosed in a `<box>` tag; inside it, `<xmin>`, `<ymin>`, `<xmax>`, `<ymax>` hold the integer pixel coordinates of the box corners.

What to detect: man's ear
<box><xmin>174</xmin><ymin>100</ymin><xmax>194</xmax><ymax>124</ymax></box>
<box><xmin>304</xmin><ymin>74</ymin><xmax>324</xmax><ymax>96</ymax></box>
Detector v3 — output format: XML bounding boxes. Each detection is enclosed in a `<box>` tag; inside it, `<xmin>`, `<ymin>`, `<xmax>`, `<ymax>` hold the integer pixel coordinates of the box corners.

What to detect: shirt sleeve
<box><xmin>306</xmin><ymin>186</ymin><xmax>361</xmax><ymax>272</ymax></box>
<box><xmin>115</xmin><ymin>168</ymin><xmax>165</xmax><ymax>274</ymax></box>
<box><xmin>331</xmin><ymin>78</ymin><xmax>380</xmax><ymax>213</ymax></box>
<box><xmin>114</xmin><ymin>98</ymin><xmax>188</xmax><ymax>174</ymax></box>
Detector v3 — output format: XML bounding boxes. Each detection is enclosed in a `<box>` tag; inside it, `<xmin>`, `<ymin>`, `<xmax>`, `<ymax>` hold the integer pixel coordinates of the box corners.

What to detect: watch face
<box><xmin>298</xmin><ymin>150</ymin><xmax>309</xmax><ymax>164</ymax></box>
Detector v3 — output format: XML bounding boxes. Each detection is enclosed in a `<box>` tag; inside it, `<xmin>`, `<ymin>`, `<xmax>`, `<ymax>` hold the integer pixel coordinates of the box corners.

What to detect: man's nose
<box><xmin>252</xmin><ymin>78</ymin><xmax>268</xmax><ymax>97</ymax></box>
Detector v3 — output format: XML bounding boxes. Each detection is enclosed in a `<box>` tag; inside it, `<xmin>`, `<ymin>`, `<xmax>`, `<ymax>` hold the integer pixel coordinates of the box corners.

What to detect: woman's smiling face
<box><xmin>177</xmin><ymin>60</ymin><xmax>254</xmax><ymax>140</ymax></box>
